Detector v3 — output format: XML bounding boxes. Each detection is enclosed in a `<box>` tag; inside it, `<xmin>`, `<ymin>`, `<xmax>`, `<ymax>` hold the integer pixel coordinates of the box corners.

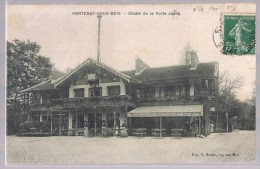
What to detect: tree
<box><xmin>179</xmin><ymin>43</ymin><xmax>194</xmax><ymax>64</ymax></box>
<box><xmin>216</xmin><ymin>72</ymin><xmax>257</xmax><ymax>131</ymax></box>
<box><xmin>7</xmin><ymin>39</ymin><xmax>53</xmax><ymax>134</ymax></box>
<box><xmin>249</xmin><ymin>83</ymin><xmax>256</xmax><ymax>105</ymax></box>
<box><xmin>244</xmin><ymin>82</ymin><xmax>256</xmax><ymax>130</ymax></box>
<box><xmin>218</xmin><ymin>71</ymin><xmax>243</xmax><ymax>97</ymax></box>
<box><xmin>214</xmin><ymin>71</ymin><xmax>243</xmax><ymax>132</ymax></box>
<box><xmin>51</xmin><ymin>67</ymin><xmax>65</xmax><ymax>80</ymax></box>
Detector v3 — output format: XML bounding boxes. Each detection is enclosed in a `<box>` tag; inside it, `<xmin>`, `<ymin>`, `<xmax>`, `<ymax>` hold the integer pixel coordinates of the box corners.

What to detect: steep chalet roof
<box><xmin>54</xmin><ymin>58</ymin><xmax>133</xmax><ymax>88</ymax></box>
<box><xmin>22</xmin><ymin>59</ymin><xmax>218</xmax><ymax>92</ymax></box>
<box><xmin>22</xmin><ymin>58</ymin><xmax>133</xmax><ymax>92</ymax></box>
<box><xmin>21</xmin><ymin>77</ymin><xmax>64</xmax><ymax>93</ymax></box>
<box><xmin>21</xmin><ymin>80</ymin><xmax>54</xmax><ymax>92</ymax></box>
<box><xmin>121</xmin><ymin>62</ymin><xmax>218</xmax><ymax>83</ymax></box>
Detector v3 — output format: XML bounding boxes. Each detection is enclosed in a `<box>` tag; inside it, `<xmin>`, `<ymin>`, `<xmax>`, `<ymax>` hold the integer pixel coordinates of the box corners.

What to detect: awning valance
<box><xmin>127</xmin><ymin>105</ymin><xmax>203</xmax><ymax>117</ymax></box>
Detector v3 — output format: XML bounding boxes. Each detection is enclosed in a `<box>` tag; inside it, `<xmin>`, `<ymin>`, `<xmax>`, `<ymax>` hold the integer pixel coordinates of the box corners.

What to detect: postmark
<box><xmin>219</xmin><ymin>13</ymin><xmax>255</xmax><ymax>55</ymax></box>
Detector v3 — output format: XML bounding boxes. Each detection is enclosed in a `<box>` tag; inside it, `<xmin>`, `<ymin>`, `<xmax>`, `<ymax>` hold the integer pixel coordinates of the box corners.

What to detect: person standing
<box><xmin>210</xmin><ymin>123</ymin><xmax>214</xmax><ymax>133</ymax></box>
<box><xmin>84</xmin><ymin>120</ymin><xmax>88</xmax><ymax>137</ymax></box>
<box><xmin>120</xmin><ymin>120</ymin><xmax>128</xmax><ymax>137</ymax></box>
<box><xmin>191</xmin><ymin>120</ymin><xmax>198</xmax><ymax>137</ymax></box>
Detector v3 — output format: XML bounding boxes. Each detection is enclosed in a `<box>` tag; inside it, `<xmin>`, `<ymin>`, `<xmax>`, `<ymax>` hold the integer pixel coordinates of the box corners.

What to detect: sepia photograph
<box><xmin>6</xmin><ymin>4</ymin><xmax>256</xmax><ymax>165</ymax></box>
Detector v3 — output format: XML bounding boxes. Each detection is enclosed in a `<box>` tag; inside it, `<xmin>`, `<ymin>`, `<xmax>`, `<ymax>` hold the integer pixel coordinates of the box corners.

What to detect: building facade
<box><xmin>22</xmin><ymin>52</ymin><xmax>219</xmax><ymax>137</ymax></box>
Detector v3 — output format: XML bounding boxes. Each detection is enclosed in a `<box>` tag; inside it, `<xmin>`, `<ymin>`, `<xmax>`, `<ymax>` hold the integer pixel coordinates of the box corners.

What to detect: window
<box><xmin>175</xmin><ymin>86</ymin><xmax>180</xmax><ymax>96</ymax></box>
<box><xmin>185</xmin><ymin>85</ymin><xmax>190</xmax><ymax>96</ymax></box>
<box><xmin>89</xmin><ymin>87</ymin><xmax>102</xmax><ymax>97</ymax></box>
<box><xmin>155</xmin><ymin>87</ymin><xmax>164</xmax><ymax>98</ymax></box>
<box><xmin>180</xmin><ymin>86</ymin><xmax>185</xmax><ymax>96</ymax></box>
<box><xmin>74</xmin><ymin>88</ymin><xmax>84</xmax><ymax>98</ymax></box>
<box><xmin>89</xmin><ymin>88</ymin><xmax>95</xmax><ymax>97</ymax></box>
<box><xmin>108</xmin><ymin>86</ymin><xmax>120</xmax><ymax>96</ymax></box>
<box><xmin>136</xmin><ymin>88</ymin><xmax>144</xmax><ymax>98</ymax></box>
<box><xmin>165</xmin><ymin>86</ymin><xmax>174</xmax><ymax>97</ymax></box>
<box><xmin>146</xmin><ymin>88</ymin><xmax>155</xmax><ymax>98</ymax></box>
<box><xmin>175</xmin><ymin>85</ymin><xmax>186</xmax><ymax>96</ymax></box>
<box><xmin>136</xmin><ymin>89</ymin><xmax>140</xmax><ymax>98</ymax></box>
<box><xmin>194</xmin><ymin>85</ymin><xmax>199</xmax><ymax>95</ymax></box>
<box><xmin>202</xmin><ymin>79</ymin><xmax>209</xmax><ymax>91</ymax></box>
<box><xmin>113</xmin><ymin>75</ymin><xmax>117</xmax><ymax>81</ymax></box>
<box><xmin>76</xmin><ymin>77</ymin><xmax>80</xmax><ymax>84</ymax></box>
<box><xmin>84</xmin><ymin>71</ymin><xmax>88</xmax><ymax>78</ymax></box>
<box><xmin>208</xmin><ymin>79</ymin><xmax>215</xmax><ymax>93</ymax></box>
<box><xmin>89</xmin><ymin>68</ymin><xmax>94</xmax><ymax>74</ymax></box>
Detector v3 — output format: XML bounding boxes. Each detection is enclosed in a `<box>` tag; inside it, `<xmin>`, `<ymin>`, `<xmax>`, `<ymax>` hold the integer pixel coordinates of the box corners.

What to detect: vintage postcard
<box><xmin>6</xmin><ymin>4</ymin><xmax>256</xmax><ymax>164</ymax></box>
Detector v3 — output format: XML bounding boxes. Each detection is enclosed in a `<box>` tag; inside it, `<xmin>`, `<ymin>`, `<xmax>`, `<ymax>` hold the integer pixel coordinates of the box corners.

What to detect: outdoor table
<box><xmin>170</xmin><ymin>129</ymin><xmax>184</xmax><ymax>137</ymax></box>
<box><xmin>88</xmin><ymin>128</ymin><xmax>102</xmax><ymax>137</ymax></box>
<box><xmin>132</xmin><ymin>128</ymin><xmax>147</xmax><ymax>137</ymax></box>
<box><xmin>101</xmin><ymin>128</ymin><xmax>114</xmax><ymax>137</ymax></box>
<box><xmin>151</xmin><ymin>128</ymin><xmax>165</xmax><ymax>137</ymax></box>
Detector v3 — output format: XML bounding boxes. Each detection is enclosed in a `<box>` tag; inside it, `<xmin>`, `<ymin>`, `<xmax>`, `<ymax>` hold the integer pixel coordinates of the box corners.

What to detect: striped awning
<box><xmin>127</xmin><ymin>105</ymin><xmax>203</xmax><ymax>117</ymax></box>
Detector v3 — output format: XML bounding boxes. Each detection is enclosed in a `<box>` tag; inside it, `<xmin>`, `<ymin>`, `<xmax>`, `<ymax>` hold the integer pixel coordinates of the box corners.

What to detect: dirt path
<box><xmin>6</xmin><ymin>130</ymin><xmax>255</xmax><ymax>164</ymax></box>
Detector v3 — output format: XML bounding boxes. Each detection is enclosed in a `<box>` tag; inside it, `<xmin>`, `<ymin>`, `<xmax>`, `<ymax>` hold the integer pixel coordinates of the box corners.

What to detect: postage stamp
<box><xmin>220</xmin><ymin>13</ymin><xmax>255</xmax><ymax>55</ymax></box>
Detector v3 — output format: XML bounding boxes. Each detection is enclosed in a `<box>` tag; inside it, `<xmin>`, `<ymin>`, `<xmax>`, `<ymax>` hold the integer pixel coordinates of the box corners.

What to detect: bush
<box><xmin>18</xmin><ymin>121</ymin><xmax>51</xmax><ymax>134</ymax></box>
<box><xmin>240</xmin><ymin>119</ymin><xmax>255</xmax><ymax>130</ymax></box>
<box><xmin>17</xmin><ymin>131</ymin><xmax>51</xmax><ymax>137</ymax></box>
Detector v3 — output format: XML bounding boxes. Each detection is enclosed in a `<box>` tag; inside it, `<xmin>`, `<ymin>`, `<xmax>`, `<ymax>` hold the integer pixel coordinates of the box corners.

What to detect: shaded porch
<box><xmin>127</xmin><ymin>105</ymin><xmax>204</xmax><ymax>137</ymax></box>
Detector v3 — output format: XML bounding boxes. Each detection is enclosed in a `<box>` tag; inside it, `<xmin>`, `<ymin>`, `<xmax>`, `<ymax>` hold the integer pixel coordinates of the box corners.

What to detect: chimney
<box><xmin>135</xmin><ymin>57</ymin><xmax>150</xmax><ymax>75</ymax></box>
<box><xmin>190</xmin><ymin>51</ymin><xmax>199</xmax><ymax>69</ymax></box>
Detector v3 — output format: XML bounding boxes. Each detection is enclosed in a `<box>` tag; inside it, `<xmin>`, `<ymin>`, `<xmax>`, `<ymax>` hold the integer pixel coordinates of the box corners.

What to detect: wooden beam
<box><xmin>76</xmin><ymin>107</ymin><xmax>78</xmax><ymax>136</ymax></box>
<box><xmin>113</xmin><ymin>108</ymin><xmax>116</xmax><ymax>128</ymax></box>
<box><xmin>129</xmin><ymin>117</ymin><xmax>132</xmax><ymax>129</ymax></box>
<box><xmin>160</xmin><ymin>117</ymin><xmax>162</xmax><ymax>137</ymax></box>
<box><xmin>199</xmin><ymin>115</ymin><xmax>201</xmax><ymax>136</ymax></box>
<box><xmin>50</xmin><ymin>110</ymin><xmax>53</xmax><ymax>136</ymax></box>
<box><xmin>125</xmin><ymin>106</ymin><xmax>128</xmax><ymax>125</ymax></box>
<box><xmin>95</xmin><ymin>109</ymin><xmax>97</xmax><ymax>135</ymax></box>
<box><xmin>59</xmin><ymin>108</ymin><xmax>62</xmax><ymax>136</ymax></box>
<box><xmin>27</xmin><ymin>110</ymin><xmax>30</xmax><ymax>123</ymax></box>
<box><xmin>46</xmin><ymin>110</ymin><xmax>49</xmax><ymax>122</ymax></box>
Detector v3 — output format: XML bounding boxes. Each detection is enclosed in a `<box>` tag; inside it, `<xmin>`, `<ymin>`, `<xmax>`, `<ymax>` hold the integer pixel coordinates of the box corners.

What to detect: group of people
<box><xmin>116</xmin><ymin>121</ymin><xmax>128</xmax><ymax>137</ymax></box>
<box><xmin>190</xmin><ymin>119</ymin><xmax>215</xmax><ymax>137</ymax></box>
<box><xmin>102</xmin><ymin>120</ymin><xmax>128</xmax><ymax>137</ymax></box>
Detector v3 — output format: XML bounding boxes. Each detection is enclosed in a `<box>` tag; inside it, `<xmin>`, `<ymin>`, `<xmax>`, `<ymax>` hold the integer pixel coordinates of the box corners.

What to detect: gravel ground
<box><xmin>6</xmin><ymin>130</ymin><xmax>255</xmax><ymax>164</ymax></box>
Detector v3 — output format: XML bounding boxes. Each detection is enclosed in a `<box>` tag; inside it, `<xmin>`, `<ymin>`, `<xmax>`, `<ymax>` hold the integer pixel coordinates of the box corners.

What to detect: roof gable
<box><xmin>54</xmin><ymin>58</ymin><xmax>133</xmax><ymax>88</ymax></box>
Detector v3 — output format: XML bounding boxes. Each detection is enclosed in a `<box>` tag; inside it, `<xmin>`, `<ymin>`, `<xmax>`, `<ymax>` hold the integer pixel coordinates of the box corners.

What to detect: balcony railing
<box><xmin>30</xmin><ymin>95</ymin><xmax>134</xmax><ymax>110</ymax></box>
<box><xmin>136</xmin><ymin>95</ymin><xmax>204</xmax><ymax>105</ymax></box>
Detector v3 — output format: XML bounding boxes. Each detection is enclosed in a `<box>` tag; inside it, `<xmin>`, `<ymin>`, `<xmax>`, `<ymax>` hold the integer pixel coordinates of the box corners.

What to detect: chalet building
<box><xmin>22</xmin><ymin>52</ymin><xmax>219</xmax><ymax>137</ymax></box>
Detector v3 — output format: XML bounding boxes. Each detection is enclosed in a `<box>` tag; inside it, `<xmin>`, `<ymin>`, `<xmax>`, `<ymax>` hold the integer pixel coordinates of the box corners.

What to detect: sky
<box><xmin>7</xmin><ymin>4</ymin><xmax>256</xmax><ymax>101</ymax></box>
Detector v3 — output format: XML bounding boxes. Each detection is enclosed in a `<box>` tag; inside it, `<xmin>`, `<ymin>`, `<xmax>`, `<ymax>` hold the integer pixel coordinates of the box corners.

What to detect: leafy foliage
<box><xmin>214</xmin><ymin>71</ymin><xmax>255</xmax><ymax>131</ymax></box>
<box><xmin>18</xmin><ymin>121</ymin><xmax>51</xmax><ymax>133</ymax></box>
<box><xmin>7</xmin><ymin>39</ymin><xmax>53</xmax><ymax>134</ymax></box>
<box><xmin>50</xmin><ymin>68</ymin><xmax>65</xmax><ymax>80</ymax></box>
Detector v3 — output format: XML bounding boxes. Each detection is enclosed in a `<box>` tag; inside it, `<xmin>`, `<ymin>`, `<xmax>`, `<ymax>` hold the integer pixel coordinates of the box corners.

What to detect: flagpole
<box><xmin>97</xmin><ymin>15</ymin><xmax>102</xmax><ymax>62</ymax></box>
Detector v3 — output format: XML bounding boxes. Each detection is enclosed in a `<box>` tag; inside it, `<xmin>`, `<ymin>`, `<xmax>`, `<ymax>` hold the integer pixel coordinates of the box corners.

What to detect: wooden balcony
<box><xmin>30</xmin><ymin>95</ymin><xmax>135</xmax><ymax>111</ymax></box>
<box><xmin>136</xmin><ymin>95</ymin><xmax>204</xmax><ymax>106</ymax></box>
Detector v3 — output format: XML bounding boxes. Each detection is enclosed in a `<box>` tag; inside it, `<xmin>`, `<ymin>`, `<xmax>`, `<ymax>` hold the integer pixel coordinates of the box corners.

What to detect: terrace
<box><xmin>30</xmin><ymin>95</ymin><xmax>135</xmax><ymax>111</ymax></box>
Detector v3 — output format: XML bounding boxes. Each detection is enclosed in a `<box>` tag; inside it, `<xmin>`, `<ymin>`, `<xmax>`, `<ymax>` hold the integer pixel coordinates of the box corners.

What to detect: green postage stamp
<box><xmin>221</xmin><ymin>14</ymin><xmax>255</xmax><ymax>55</ymax></box>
